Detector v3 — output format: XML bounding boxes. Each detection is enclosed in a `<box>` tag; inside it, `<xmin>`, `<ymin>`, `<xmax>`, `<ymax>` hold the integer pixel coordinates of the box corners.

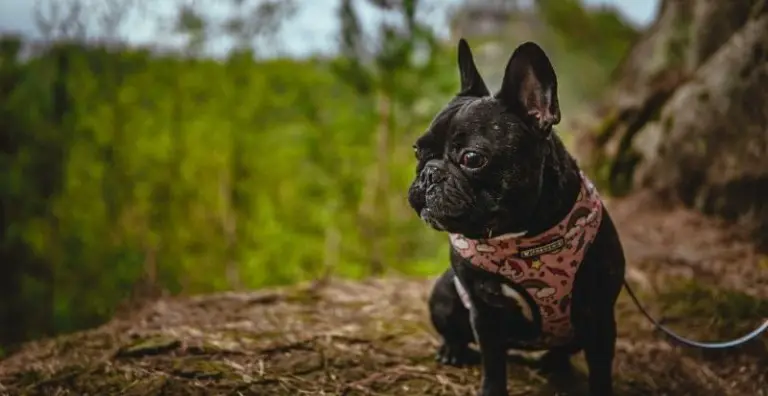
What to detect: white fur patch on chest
<box><xmin>453</xmin><ymin>276</ymin><xmax>535</xmax><ymax>322</ymax></box>
<box><xmin>500</xmin><ymin>283</ymin><xmax>535</xmax><ymax>322</ymax></box>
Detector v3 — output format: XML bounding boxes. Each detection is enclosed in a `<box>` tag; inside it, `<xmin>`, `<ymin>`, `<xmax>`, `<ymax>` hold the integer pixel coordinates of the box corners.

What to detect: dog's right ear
<box><xmin>457</xmin><ymin>38</ymin><xmax>490</xmax><ymax>97</ymax></box>
<box><xmin>496</xmin><ymin>42</ymin><xmax>560</xmax><ymax>132</ymax></box>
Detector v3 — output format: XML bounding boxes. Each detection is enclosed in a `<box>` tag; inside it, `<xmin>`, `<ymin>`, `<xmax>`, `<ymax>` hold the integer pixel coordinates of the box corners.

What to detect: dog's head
<box><xmin>407</xmin><ymin>39</ymin><xmax>561</xmax><ymax>239</ymax></box>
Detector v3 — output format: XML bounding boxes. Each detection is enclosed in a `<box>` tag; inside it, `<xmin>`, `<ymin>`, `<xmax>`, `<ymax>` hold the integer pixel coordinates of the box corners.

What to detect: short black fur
<box><xmin>408</xmin><ymin>38</ymin><xmax>626</xmax><ymax>396</ymax></box>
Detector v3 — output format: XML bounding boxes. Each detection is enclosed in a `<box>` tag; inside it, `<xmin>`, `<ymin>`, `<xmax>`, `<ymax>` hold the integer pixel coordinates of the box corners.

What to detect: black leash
<box><xmin>623</xmin><ymin>280</ymin><xmax>768</xmax><ymax>349</ymax></box>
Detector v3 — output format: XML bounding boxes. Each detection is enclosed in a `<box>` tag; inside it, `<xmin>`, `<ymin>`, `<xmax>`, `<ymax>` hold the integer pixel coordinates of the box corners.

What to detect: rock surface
<box><xmin>579</xmin><ymin>0</ymin><xmax>768</xmax><ymax>244</ymax></box>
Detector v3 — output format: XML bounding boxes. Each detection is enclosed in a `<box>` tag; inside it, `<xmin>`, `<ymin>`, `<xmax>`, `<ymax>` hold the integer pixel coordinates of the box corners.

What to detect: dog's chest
<box><xmin>453</xmin><ymin>261</ymin><xmax>580</xmax><ymax>348</ymax></box>
<box><xmin>451</xmin><ymin>173</ymin><xmax>603</xmax><ymax>348</ymax></box>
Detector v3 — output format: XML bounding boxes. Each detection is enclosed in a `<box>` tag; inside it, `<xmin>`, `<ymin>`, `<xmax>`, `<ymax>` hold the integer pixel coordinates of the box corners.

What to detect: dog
<box><xmin>407</xmin><ymin>39</ymin><xmax>626</xmax><ymax>396</ymax></box>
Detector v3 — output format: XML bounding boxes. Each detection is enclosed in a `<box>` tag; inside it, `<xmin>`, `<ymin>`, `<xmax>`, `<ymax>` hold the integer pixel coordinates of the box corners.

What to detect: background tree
<box><xmin>579</xmin><ymin>0</ymin><xmax>768</xmax><ymax>246</ymax></box>
<box><xmin>334</xmin><ymin>0</ymin><xmax>455</xmax><ymax>275</ymax></box>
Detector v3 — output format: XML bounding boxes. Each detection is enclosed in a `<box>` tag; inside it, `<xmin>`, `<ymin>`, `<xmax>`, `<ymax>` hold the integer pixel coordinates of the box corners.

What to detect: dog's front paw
<box><xmin>436</xmin><ymin>343</ymin><xmax>480</xmax><ymax>367</ymax></box>
<box><xmin>538</xmin><ymin>349</ymin><xmax>574</xmax><ymax>376</ymax></box>
<box><xmin>478</xmin><ymin>391</ymin><xmax>507</xmax><ymax>396</ymax></box>
<box><xmin>478</xmin><ymin>383</ymin><xmax>508</xmax><ymax>396</ymax></box>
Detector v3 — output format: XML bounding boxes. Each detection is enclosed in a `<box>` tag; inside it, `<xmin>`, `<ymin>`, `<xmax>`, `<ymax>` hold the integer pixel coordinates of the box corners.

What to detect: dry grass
<box><xmin>1</xmin><ymin>192</ymin><xmax>767</xmax><ymax>396</ymax></box>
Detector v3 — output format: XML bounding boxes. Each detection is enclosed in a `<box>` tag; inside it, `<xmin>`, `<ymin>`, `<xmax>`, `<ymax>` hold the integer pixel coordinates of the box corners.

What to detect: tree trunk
<box><xmin>579</xmin><ymin>0</ymin><xmax>768</xmax><ymax>244</ymax></box>
<box><xmin>220</xmin><ymin>169</ymin><xmax>240</xmax><ymax>290</ymax></box>
<box><xmin>358</xmin><ymin>91</ymin><xmax>392</xmax><ymax>275</ymax></box>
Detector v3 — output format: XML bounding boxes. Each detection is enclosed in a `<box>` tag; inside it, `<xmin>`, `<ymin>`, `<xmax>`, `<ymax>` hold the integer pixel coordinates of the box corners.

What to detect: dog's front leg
<box><xmin>582</xmin><ymin>307</ymin><xmax>616</xmax><ymax>396</ymax></box>
<box><xmin>470</xmin><ymin>306</ymin><xmax>508</xmax><ymax>396</ymax></box>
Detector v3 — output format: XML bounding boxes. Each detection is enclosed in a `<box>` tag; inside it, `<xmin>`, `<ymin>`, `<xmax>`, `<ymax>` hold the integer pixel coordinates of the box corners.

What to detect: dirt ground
<box><xmin>1</xmin><ymin>192</ymin><xmax>767</xmax><ymax>396</ymax></box>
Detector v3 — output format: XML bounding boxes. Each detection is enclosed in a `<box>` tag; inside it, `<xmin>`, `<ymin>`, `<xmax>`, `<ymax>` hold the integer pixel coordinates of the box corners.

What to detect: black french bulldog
<box><xmin>407</xmin><ymin>39</ymin><xmax>626</xmax><ymax>396</ymax></box>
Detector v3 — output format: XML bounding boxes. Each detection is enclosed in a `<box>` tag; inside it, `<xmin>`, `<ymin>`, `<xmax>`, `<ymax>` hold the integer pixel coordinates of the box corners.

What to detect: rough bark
<box><xmin>579</xmin><ymin>0</ymin><xmax>768</xmax><ymax>244</ymax></box>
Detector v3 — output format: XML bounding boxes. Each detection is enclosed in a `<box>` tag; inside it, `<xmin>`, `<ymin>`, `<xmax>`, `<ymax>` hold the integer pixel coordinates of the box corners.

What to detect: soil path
<box><xmin>1</xmin><ymin>192</ymin><xmax>767</xmax><ymax>396</ymax></box>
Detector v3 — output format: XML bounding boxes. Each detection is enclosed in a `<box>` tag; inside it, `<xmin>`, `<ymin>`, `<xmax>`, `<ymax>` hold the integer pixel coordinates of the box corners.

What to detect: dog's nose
<box><xmin>420</xmin><ymin>159</ymin><xmax>447</xmax><ymax>185</ymax></box>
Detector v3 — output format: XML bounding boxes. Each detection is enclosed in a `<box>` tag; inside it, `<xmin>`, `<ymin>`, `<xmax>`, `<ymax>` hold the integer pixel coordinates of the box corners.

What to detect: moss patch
<box><xmin>656</xmin><ymin>280</ymin><xmax>768</xmax><ymax>349</ymax></box>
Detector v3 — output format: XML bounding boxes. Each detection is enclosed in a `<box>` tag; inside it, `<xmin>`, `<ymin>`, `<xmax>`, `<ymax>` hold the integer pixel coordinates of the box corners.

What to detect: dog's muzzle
<box><xmin>419</xmin><ymin>159</ymin><xmax>447</xmax><ymax>187</ymax></box>
<box><xmin>414</xmin><ymin>159</ymin><xmax>449</xmax><ymax>230</ymax></box>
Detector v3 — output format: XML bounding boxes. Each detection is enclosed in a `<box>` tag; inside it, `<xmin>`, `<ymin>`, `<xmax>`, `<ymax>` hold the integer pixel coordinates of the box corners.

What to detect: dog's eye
<box><xmin>412</xmin><ymin>145</ymin><xmax>420</xmax><ymax>159</ymax></box>
<box><xmin>460</xmin><ymin>151</ymin><xmax>487</xmax><ymax>169</ymax></box>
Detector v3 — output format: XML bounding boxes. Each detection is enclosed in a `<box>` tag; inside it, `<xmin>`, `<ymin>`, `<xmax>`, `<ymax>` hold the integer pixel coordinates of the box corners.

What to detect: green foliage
<box><xmin>0</xmin><ymin>1</ymin><xmax>641</xmax><ymax>346</ymax></box>
<box><xmin>446</xmin><ymin>0</ymin><xmax>638</xmax><ymax>123</ymax></box>
<box><xmin>533</xmin><ymin>0</ymin><xmax>640</xmax><ymax>113</ymax></box>
<box><xmin>536</xmin><ymin>0</ymin><xmax>638</xmax><ymax>70</ymax></box>
<box><xmin>0</xmin><ymin>31</ymin><xmax>454</xmax><ymax>345</ymax></box>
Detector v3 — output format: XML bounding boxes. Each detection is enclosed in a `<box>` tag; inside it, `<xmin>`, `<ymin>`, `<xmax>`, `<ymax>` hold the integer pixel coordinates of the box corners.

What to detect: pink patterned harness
<box><xmin>450</xmin><ymin>172</ymin><xmax>603</xmax><ymax>347</ymax></box>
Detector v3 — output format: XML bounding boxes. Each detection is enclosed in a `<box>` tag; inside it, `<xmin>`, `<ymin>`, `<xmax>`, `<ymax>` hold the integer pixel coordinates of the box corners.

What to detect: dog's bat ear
<box><xmin>457</xmin><ymin>38</ymin><xmax>490</xmax><ymax>98</ymax></box>
<box><xmin>496</xmin><ymin>42</ymin><xmax>561</xmax><ymax>133</ymax></box>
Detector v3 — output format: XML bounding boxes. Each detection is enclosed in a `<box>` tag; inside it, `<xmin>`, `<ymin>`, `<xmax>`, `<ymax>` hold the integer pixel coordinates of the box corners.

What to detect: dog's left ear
<box><xmin>457</xmin><ymin>38</ymin><xmax>490</xmax><ymax>97</ymax></box>
<box><xmin>496</xmin><ymin>42</ymin><xmax>560</xmax><ymax>134</ymax></box>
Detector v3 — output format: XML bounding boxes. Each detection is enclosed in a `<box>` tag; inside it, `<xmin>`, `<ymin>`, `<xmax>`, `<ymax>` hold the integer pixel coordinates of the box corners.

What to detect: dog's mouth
<box><xmin>419</xmin><ymin>208</ymin><xmax>446</xmax><ymax>231</ymax></box>
<box><xmin>412</xmin><ymin>179</ymin><xmax>493</xmax><ymax>236</ymax></box>
<box><xmin>420</xmin><ymin>207</ymin><xmax>521</xmax><ymax>240</ymax></box>
<box><xmin>419</xmin><ymin>207</ymin><xmax>491</xmax><ymax>237</ymax></box>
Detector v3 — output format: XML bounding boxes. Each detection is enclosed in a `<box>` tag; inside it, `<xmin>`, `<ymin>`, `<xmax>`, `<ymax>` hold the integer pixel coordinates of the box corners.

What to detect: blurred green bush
<box><xmin>0</xmin><ymin>0</ymin><xmax>638</xmax><ymax>347</ymax></box>
<box><xmin>0</xmin><ymin>37</ymin><xmax>455</xmax><ymax>345</ymax></box>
